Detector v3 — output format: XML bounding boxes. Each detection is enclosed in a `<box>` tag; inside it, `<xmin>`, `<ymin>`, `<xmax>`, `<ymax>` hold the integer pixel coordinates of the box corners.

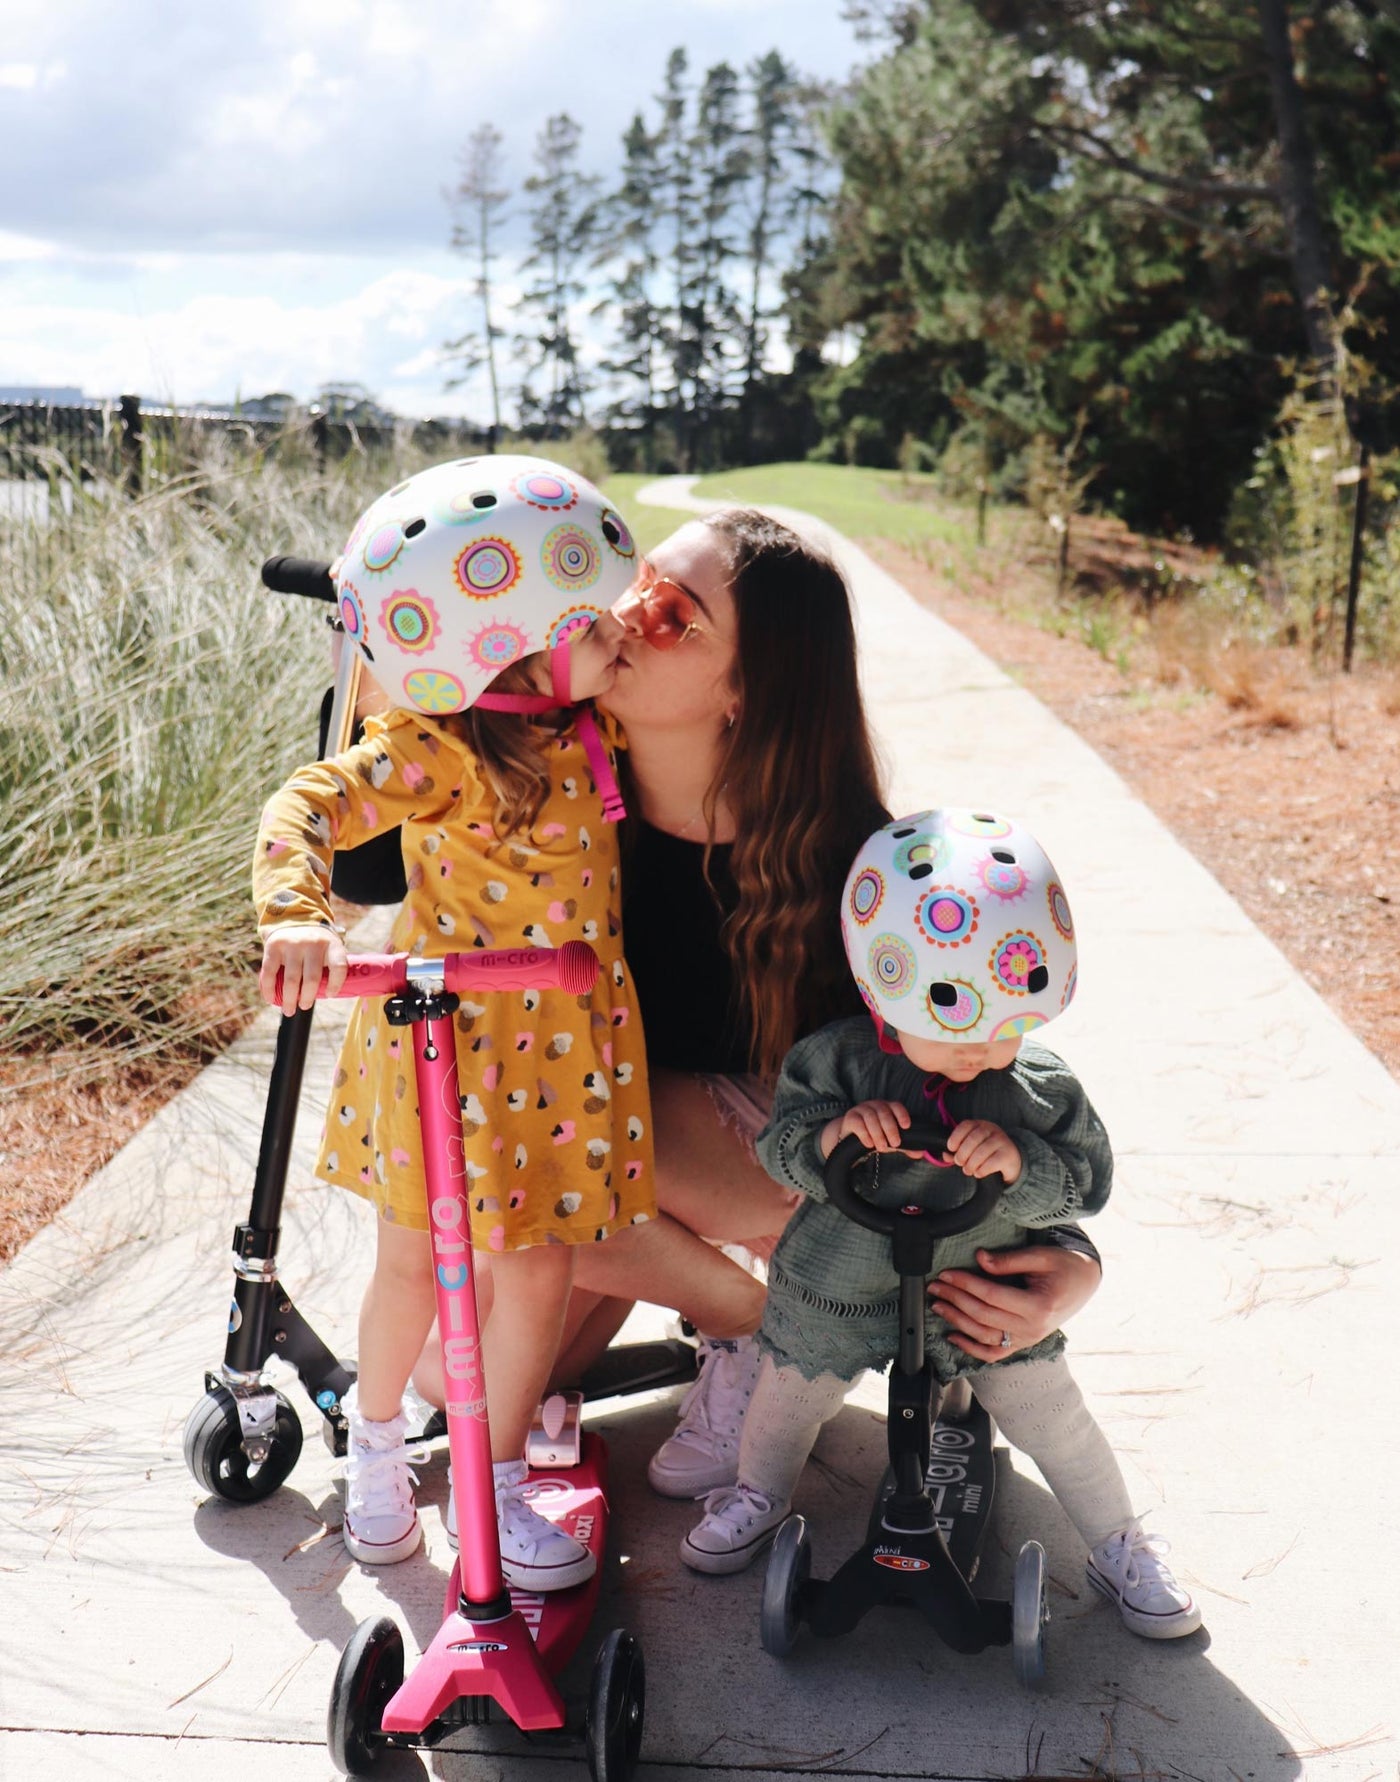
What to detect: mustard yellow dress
<box><xmin>252</xmin><ymin>707</ymin><xmax>655</xmax><ymax>1249</ymax></box>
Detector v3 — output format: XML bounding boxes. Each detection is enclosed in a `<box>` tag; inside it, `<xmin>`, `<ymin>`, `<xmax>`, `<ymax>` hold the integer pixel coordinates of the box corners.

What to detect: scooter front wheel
<box><xmin>586</xmin><ymin>1627</ymin><xmax>645</xmax><ymax>1782</ymax></box>
<box><xmin>1012</xmin><ymin>1539</ymin><xmax>1048</xmax><ymax>1688</ymax></box>
<box><xmin>328</xmin><ymin>1615</ymin><xmax>404</xmax><ymax>1775</ymax></box>
<box><xmin>759</xmin><ymin>1515</ymin><xmax>811</xmax><ymax>1657</ymax></box>
<box><xmin>183</xmin><ymin>1385</ymin><xmax>303</xmax><ymax>1502</ymax></box>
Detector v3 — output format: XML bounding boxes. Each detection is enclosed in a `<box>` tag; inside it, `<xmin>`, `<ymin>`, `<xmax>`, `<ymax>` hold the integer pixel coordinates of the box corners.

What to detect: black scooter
<box><xmin>758</xmin><ymin>1124</ymin><xmax>1048</xmax><ymax>1687</ymax></box>
<box><xmin>182</xmin><ymin>555</ymin><xmax>696</xmax><ymax>1505</ymax></box>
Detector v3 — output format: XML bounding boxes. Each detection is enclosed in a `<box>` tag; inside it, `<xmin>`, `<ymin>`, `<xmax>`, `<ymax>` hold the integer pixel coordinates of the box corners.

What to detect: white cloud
<box><xmin>0</xmin><ymin>269</ymin><xmax>481</xmax><ymax>415</ymax></box>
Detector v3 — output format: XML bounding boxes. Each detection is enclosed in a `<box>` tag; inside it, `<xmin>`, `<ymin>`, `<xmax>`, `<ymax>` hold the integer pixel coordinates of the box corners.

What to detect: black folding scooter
<box><xmin>758</xmin><ymin>1123</ymin><xmax>1049</xmax><ymax>1687</ymax></box>
<box><xmin>182</xmin><ymin>555</ymin><xmax>697</xmax><ymax>1505</ymax></box>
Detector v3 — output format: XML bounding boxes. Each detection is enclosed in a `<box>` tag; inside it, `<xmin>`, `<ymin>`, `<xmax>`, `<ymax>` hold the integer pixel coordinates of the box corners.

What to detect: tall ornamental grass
<box><xmin>0</xmin><ymin>439</ymin><xmax>425</xmax><ymax>1075</ymax></box>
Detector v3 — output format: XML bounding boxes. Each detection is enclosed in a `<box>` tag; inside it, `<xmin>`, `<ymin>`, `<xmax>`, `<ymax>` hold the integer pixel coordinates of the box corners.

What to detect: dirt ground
<box><xmin>4</xmin><ymin>537</ymin><xmax>1398</xmax><ymax>1265</ymax></box>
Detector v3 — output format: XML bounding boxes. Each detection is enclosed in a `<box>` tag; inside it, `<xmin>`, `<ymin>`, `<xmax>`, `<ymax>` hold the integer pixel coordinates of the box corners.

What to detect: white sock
<box><xmin>736</xmin><ymin>1356</ymin><xmax>852</xmax><ymax>1506</ymax></box>
<box><xmin>970</xmin><ymin>1353</ymin><xmax>1134</xmax><ymax>1549</ymax></box>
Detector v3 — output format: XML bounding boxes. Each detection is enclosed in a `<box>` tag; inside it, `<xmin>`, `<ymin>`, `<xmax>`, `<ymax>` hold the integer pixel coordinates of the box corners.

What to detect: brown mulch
<box><xmin>864</xmin><ymin>533</ymin><xmax>1400</xmax><ymax>1084</ymax></box>
<box><xmin>3</xmin><ymin>540</ymin><xmax>1398</xmax><ymax>1267</ymax></box>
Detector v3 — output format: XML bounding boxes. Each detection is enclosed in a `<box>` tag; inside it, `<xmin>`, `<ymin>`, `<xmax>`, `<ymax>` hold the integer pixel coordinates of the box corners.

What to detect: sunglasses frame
<box><xmin>615</xmin><ymin>560</ymin><xmax>707</xmax><ymax>651</ymax></box>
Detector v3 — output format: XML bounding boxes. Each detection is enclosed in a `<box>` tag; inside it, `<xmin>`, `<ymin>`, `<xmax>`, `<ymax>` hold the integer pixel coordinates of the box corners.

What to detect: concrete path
<box><xmin>2</xmin><ymin>477</ymin><xmax>1397</xmax><ymax>1781</ymax></box>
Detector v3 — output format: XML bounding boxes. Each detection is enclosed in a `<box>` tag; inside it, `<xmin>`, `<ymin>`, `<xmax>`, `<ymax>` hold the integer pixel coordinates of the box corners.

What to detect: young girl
<box><xmin>681</xmin><ymin>809</ymin><xmax>1202</xmax><ymax>1641</ymax></box>
<box><xmin>253</xmin><ymin>455</ymin><xmax>654</xmax><ymax>1592</ymax></box>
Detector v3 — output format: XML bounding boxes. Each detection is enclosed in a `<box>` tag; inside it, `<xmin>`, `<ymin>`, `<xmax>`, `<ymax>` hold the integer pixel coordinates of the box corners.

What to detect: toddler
<box><xmin>681</xmin><ymin>809</ymin><xmax>1201</xmax><ymax>1640</ymax></box>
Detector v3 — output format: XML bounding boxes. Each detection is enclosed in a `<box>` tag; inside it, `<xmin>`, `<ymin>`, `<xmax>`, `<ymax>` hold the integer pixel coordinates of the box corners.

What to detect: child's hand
<box><xmin>820</xmin><ymin>1099</ymin><xmax>911</xmax><ymax>1158</ymax></box>
<box><xmin>259</xmin><ymin>924</ymin><xmax>348</xmax><ymax>1016</ymax></box>
<box><xmin>943</xmin><ymin>1120</ymin><xmax>1021</xmax><ymax>1182</ymax></box>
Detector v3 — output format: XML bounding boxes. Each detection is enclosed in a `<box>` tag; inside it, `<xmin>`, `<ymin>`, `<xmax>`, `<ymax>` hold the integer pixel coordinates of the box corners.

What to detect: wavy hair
<box><xmin>447</xmin><ymin>656</ymin><xmax>554</xmax><ymax>845</ymax></box>
<box><xmin>701</xmin><ymin>509</ymin><xmax>889</xmax><ymax>1080</ymax></box>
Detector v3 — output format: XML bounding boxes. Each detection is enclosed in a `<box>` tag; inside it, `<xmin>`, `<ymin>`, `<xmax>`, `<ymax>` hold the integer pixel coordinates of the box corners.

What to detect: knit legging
<box><xmin>738</xmin><ymin>1352</ymin><xmax>1133</xmax><ymax>1551</ymax></box>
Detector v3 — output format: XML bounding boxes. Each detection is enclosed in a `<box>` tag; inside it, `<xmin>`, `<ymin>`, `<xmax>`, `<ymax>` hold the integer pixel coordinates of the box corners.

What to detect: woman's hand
<box><xmin>259</xmin><ymin>924</ymin><xmax>348</xmax><ymax>1016</ymax></box>
<box><xmin>928</xmin><ymin>1244</ymin><xmax>1102</xmax><ymax>1363</ymax></box>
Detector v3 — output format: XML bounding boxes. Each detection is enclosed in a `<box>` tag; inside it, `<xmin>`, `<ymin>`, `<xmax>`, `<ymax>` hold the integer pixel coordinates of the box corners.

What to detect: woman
<box><xmin>545</xmin><ymin>507</ymin><xmax>1104</xmax><ymax>1499</ymax></box>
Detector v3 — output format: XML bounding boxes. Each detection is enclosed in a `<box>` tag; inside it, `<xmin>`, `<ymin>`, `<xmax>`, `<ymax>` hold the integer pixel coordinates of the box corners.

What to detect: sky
<box><xmin>1</xmin><ymin>0</ymin><xmax>865</xmax><ymax>421</ymax></box>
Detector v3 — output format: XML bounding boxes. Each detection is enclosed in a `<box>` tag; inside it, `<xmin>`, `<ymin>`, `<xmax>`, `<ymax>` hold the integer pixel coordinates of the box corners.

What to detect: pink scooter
<box><xmin>299</xmin><ymin>943</ymin><xmax>644</xmax><ymax>1779</ymax></box>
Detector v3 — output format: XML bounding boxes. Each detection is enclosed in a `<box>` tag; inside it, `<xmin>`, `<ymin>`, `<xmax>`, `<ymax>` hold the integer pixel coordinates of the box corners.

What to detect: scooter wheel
<box><xmin>1012</xmin><ymin>1539</ymin><xmax>1048</xmax><ymax>1688</ymax></box>
<box><xmin>182</xmin><ymin>1385</ymin><xmax>303</xmax><ymax>1502</ymax></box>
<box><xmin>759</xmin><ymin>1515</ymin><xmax>811</xmax><ymax>1658</ymax></box>
<box><xmin>586</xmin><ymin>1627</ymin><xmax>645</xmax><ymax>1782</ymax></box>
<box><xmin>328</xmin><ymin>1615</ymin><xmax>404</xmax><ymax>1775</ymax></box>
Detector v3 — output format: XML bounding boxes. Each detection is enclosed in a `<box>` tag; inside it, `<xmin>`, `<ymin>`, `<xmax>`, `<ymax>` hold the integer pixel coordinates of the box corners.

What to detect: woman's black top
<box><xmin>622</xmin><ymin>820</ymin><xmax>752</xmax><ymax>1074</ymax></box>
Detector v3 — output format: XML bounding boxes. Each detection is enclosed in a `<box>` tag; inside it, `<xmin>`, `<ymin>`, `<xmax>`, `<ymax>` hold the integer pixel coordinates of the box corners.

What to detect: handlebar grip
<box><xmin>271</xmin><ymin>942</ymin><xmax>600</xmax><ymax>1006</ymax></box>
<box><xmin>445</xmin><ymin>941</ymin><xmax>599</xmax><ymax>996</ymax></box>
<box><xmin>824</xmin><ymin>1125</ymin><xmax>1004</xmax><ymax>1237</ymax></box>
<box><xmin>261</xmin><ymin>555</ymin><xmax>336</xmax><ymax>602</ymax></box>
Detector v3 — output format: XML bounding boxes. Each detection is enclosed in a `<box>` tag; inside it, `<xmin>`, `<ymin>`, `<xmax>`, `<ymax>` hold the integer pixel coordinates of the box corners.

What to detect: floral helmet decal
<box><xmin>333</xmin><ymin>454</ymin><xmax>638</xmax><ymax>716</ymax></box>
<box><xmin>841</xmin><ymin>808</ymin><xmax>1078</xmax><ymax>1044</ymax></box>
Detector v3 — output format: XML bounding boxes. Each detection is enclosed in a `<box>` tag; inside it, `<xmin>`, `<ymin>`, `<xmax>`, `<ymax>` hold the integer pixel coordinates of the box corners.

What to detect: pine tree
<box><xmin>517</xmin><ymin>113</ymin><xmax>600</xmax><ymax>436</ymax></box>
<box><xmin>445</xmin><ymin>123</ymin><xmax>509</xmax><ymax>448</ymax></box>
<box><xmin>595</xmin><ymin>113</ymin><xmax>667</xmax><ymax>466</ymax></box>
<box><xmin>687</xmin><ymin>60</ymin><xmax>749</xmax><ymax>465</ymax></box>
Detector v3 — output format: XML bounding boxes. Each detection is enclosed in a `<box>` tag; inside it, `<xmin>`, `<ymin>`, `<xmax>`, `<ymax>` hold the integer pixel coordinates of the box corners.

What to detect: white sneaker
<box><xmin>1087</xmin><ymin>1522</ymin><xmax>1203</xmax><ymax>1639</ymax></box>
<box><xmin>681</xmin><ymin>1483</ymin><xmax>789</xmax><ymax>1575</ymax></box>
<box><xmin>493</xmin><ymin>1462</ymin><xmax>596</xmax><ymax>1593</ymax></box>
<box><xmin>648</xmin><ymin>1335</ymin><xmax>762</xmax><ymax>1498</ymax></box>
<box><xmin>340</xmin><ymin>1388</ymin><xmax>425</xmax><ymax>1566</ymax></box>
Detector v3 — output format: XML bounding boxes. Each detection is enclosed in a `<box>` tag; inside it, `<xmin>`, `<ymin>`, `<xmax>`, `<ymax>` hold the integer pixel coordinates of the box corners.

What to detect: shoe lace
<box><xmin>496</xmin><ymin>1480</ymin><xmax>582</xmax><ymax>1556</ymax></box>
<box><xmin>1107</xmin><ymin>1520</ymin><xmax>1173</xmax><ymax>1595</ymax></box>
<box><xmin>696</xmin><ymin>1482</ymin><xmax>774</xmax><ymax>1528</ymax></box>
<box><xmin>671</xmin><ymin>1342</ymin><xmax>753</xmax><ymax>1447</ymax></box>
<box><xmin>341</xmin><ymin>1441</ymin><xmax>430</xmax><ymax>1518</ymax></box>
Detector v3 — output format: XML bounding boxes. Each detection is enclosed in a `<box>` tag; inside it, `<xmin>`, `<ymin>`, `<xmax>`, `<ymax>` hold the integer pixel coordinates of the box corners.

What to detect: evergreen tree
<box><xmin>445</xmin><ymin>122</ymin><xmax>509</xmax><ymax>448</ymax></box>
<box><xmin>806</xmin><ymin>0</ymin><xmax>1400</xmax><ymax>533</ymax></box>
<box><xmin>517</xmin><ymin>113</ymin><xmax>600</xmax><ymax>436</ymax></box>
<box><xmin>687</xmin><ymin>61</ymin><xmax>750</xmax><ymax>464</ymax></box>
<box><xmin>594</xmin><ymin>113</ymin><xmax>667</xmax><ymax>466</ymax></box>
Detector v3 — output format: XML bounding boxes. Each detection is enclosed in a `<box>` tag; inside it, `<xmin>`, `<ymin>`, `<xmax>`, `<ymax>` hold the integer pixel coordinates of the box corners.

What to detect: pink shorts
<box><xmin>696</xmin><ymin>1072</ymin><xmax>800</xmax><ymax>1265</ymax></box>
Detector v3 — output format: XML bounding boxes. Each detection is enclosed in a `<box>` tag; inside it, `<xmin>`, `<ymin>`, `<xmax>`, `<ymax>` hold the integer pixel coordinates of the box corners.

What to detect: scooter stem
<box><xmin>412</xmin><ymin>1001</ymin><xmax>505</xmax><ymax>1610</ymax></box>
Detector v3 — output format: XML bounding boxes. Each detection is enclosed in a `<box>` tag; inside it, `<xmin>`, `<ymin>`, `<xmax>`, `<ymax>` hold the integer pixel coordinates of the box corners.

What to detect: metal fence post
<box><xmin>1341</xmin><ymin>445</ymin><xmax>1370</xmax><ymax>674</ymax></box>
<box><xmin>118</xmin><ymin>394</ymin><xmax>143</xmax><ymax>498</ymax></box>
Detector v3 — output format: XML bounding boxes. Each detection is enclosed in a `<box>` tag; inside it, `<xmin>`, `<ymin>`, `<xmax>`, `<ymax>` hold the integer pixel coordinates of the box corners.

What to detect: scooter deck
<box><xmin>445</xmin><ymin>1430</ymin><xmax>609</xmax><ymax>1673</ymax></box>
<box><xmin>867</xmin><ymin>1398</ymin><xmax>1000</xmax><ymax>1580</ymax></box>
<box><xmin>383</xmin><ymin>1432</ymin><xmax>611</xmax><ymax>1737</ymax></box>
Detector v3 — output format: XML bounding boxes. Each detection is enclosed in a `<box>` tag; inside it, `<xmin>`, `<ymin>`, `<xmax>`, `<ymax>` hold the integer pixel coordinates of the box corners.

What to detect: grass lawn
<box><xmin>691</xmin><ymin>462</ymin><xmax>980</xmax><ymax>554</ymax></box>
<box><xmin>601</xmin><ymin>474</ymin><xmax>701</xmax><ymax>556</ymax></box>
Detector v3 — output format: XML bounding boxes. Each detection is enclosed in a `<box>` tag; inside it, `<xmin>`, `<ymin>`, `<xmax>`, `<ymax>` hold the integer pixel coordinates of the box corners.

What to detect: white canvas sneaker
<box><xmin>1087</xmin><ymin>1521</ymin><xmax>1203</xmax><ymax>1639</ymax></box>
<box><xmin>340</xmin><ymin>1387</ymin><xmax>425</xmax><ymax>1566</ymax></box>
<box><xmin>445</xmin><ymin>1463</ymin><xmax>596</xmax><ymax>1593</ymax></box>
<box><xmin>680</xmin><ymin>1482</ymin><xmax>789</xmax><ymax>1575</ymax></box>
<box><xmin>647</xmin><ymin>1335</ymin><xmax>762</xmax><ymax>1498</ymax></box>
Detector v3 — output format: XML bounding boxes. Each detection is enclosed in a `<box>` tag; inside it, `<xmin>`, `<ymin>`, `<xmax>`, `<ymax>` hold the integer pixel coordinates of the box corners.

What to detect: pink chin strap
<box><xmin>474</xmin><ymin>639</ymin><xmax>626</xmax><ymax>822</ymax></box>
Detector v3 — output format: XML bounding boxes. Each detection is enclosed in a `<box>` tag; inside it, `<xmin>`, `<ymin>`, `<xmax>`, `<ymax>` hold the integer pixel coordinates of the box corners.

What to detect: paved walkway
<box><xmin>2</xmin><ymin>479</ymin><xmax>1397</xmax><ymax>1781</ymax></box>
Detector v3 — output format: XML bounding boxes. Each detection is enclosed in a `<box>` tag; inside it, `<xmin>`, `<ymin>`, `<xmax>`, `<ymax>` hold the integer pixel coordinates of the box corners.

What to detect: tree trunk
<box><xmin>1259</xmin><ymin>0</ymin><xmax>1334</xmax><ymax>370</ymax></box>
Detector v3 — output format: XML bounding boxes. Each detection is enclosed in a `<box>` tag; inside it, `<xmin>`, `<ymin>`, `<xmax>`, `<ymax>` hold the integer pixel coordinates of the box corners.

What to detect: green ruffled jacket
<box><xmin>755</xmin><ymin>1017</ymin><xmax>1113</xmax><ymax>1383</ymax></box>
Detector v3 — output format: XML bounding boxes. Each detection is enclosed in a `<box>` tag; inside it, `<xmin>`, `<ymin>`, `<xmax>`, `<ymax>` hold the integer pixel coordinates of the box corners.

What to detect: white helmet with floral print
<box><xmin>332</xmin><ymin>453</ymin><xmax>638</xmax><ymax>716</ymax></box>
<box><xmin>841</xmin><ymin>808</ymin><xmax>1078</xmax><ymax>1043</ymax></box>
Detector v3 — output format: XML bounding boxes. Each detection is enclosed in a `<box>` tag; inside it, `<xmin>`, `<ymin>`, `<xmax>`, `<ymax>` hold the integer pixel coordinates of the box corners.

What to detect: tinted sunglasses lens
<box><xmin>641</xmin><ymin>582</ymin><xmax>695</xmax><ymax>650</ymax></box>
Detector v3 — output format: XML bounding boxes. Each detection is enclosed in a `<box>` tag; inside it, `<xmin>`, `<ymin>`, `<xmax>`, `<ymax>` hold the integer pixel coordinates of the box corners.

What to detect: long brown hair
<box><xmin>446</xmin><ymin>656</ymin><xmax>554</xmax><ymax>843</ymax></box>
<box><xmin>703</xmin><ymin>509</ymin><xmax>889</xmax><ymax>1080</ymax></box>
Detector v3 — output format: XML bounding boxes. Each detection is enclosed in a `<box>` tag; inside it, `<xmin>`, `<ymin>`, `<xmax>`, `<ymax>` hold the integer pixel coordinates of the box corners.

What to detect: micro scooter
<box><xmin>285</xmin><ymin>939</ymin><xmax>645</xmax><ymax>1779</ymax></box>
<box><xmin>181</xmin><ymin>554</ymin><xmax>695</xmax><ymax>1504</ymax></box>
<box><xmin>758</xmin><ymin>1124</ymin><xmax>1049</xmax><ymax>1688</ymax></box>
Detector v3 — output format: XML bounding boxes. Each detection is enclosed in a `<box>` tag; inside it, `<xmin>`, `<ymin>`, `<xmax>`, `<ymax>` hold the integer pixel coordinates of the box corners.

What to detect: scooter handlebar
<box><xmin>272</xmin><ymin>941</ymin><xmax>600</xmax><ymax>1005</ymax></box>
<box><xmin>823</xmin><ymin>1125</ymin><xmax>1004</xmax><ymax>1237</ymax></box>
<box><xmin>261</xmin><ymin>555</ymin><xmax>336</xmax><ymax>603</ymax></box>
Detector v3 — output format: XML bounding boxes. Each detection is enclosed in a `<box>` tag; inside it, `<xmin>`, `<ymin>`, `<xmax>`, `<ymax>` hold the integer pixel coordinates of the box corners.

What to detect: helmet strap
<box><xmin>872</xmin><ymin>1015</ymin><xmax>904</xmax><ymax>1056</ymax></box>
<box><xmin>474</xmin><ymin>634</ymin><xmax>626</xmax><ymax>824</ymax></box>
